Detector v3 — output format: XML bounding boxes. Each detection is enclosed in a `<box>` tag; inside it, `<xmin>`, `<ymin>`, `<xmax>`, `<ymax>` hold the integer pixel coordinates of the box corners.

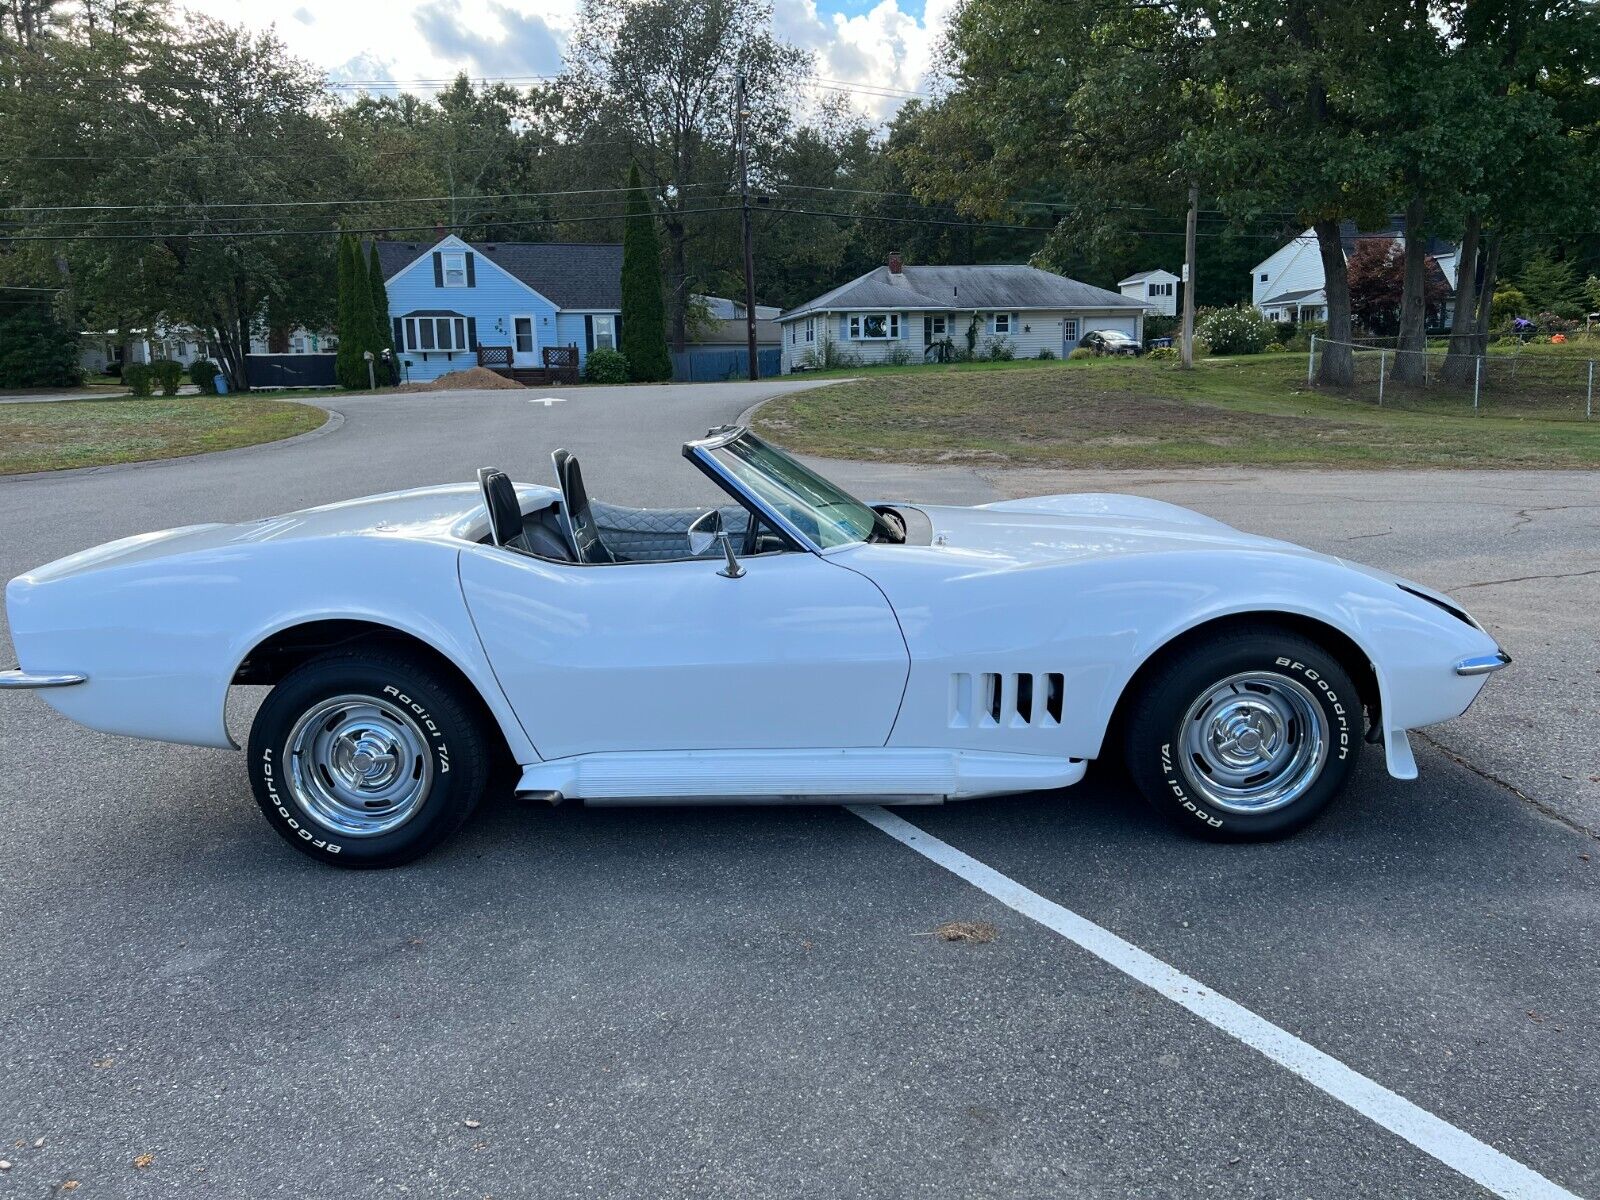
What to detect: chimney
<box><xmin>887</xmin><ymin>250</ymin><xmax>903</xmax><ymax>275</ymax></box>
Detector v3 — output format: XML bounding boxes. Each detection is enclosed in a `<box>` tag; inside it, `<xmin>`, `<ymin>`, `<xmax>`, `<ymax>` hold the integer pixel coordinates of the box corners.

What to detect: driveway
<box><xmin>0</xmin><ymin>381</ymin><xmax>1595</xmax><ymax>1199</ymax></box>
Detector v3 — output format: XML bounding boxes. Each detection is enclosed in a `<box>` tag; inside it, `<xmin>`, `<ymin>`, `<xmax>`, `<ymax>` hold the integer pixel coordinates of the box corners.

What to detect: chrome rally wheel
<box><xmin>248</xmin><ymin>650</ymin><xmax>489</xmax><ymax>869</ymax></box>
<box><xmin>1124</xmin><ymin>626</ymin><xmax>1362</xmax><ymax>841</ymax></box>
<box><xmin>284</xmin><ymin>695</ymin><xmax>435</xmax><ymax>838</ymax></box>
<box><xmin>1178</xmin><ymin>672</ymin><xmax>1329</xmax><ymax>815</ymax></box>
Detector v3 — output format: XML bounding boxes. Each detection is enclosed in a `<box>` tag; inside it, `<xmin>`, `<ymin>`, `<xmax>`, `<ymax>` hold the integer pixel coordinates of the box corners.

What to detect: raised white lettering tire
<box><xmin>247</xmin><ymin>650</ymin><xmax>488</xmax><ymax>868</ymax></box>
<box><xmin>1123</xmin><ymin>628</ymin><xmax>1362</xmax><ymax>840</ymax></box>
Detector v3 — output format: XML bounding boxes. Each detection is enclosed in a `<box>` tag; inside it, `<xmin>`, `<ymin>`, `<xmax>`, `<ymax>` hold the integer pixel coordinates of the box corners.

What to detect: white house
<box><xmin>1250</xmin><ymin>222</ymin><xmax>1459</xmax><ymax>325</ymax></box>
<box><xmin>1118</xmin><ymin>268</ymin><xmax>1179</xmax><ymax>317</ymax></box>
<box><xmin>779</xmin><ymin>254</ymin><xmax>1147</xmax><ymax>372</ymax></box>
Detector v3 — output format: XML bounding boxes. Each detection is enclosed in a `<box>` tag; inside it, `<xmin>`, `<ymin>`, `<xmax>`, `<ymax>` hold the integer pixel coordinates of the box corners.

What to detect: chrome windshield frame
<box><xmin>681</xmin><ymin>426</ymin><xmax>827</xmax><ymax>556</ymax></box>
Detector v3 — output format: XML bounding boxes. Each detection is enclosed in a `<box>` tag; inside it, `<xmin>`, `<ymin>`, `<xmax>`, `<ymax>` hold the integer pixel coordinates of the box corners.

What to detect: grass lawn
<box><xmin>0</xmin><ymin>397</ymin><xmax>328</xmax><ymax>475</ymax></box>
<box><xmin>753</xmin><ymin>354</ymin><xmax>1600</xmax><ymax>469</ymax></box>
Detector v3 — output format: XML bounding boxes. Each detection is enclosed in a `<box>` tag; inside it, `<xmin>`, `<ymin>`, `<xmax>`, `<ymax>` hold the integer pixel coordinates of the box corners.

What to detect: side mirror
<box><xmin>687</xmin><ymin>509</ymin><xmax>744</xmax><ymax>579</ymax></box>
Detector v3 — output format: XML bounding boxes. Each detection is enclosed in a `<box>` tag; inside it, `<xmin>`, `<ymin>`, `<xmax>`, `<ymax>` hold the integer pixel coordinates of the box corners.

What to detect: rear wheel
<box><xmin>247</xmin><ymin>650</ymin><xmax>489</xmax><ymax>868</ymax></box>
<box><xmin>1123</xmin><ymin>628</ymin><xmax>1362</xmax><ymax>840</ymax></box>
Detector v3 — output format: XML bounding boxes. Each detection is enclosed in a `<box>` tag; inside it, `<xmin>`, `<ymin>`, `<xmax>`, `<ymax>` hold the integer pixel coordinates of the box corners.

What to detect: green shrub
<box><xmin>1195</xmin><ymin>305</ymin><xmax>1275</xmax><ymax>355</ymax></box>
<box><xmin>1067</xmin><ymin>347</ymin><xmax>1095</xmax><ymax>360</ymax></box>
<box><xmin>189</xmin><ymin>359</ymin><xmax>220</xmax><ymax>394</ymax></box>
<box><xmin>1143</xmin><ymin>314</ymin><xmax>1179</xmax><ymax>342</ymax></box>
<box><xmin>583</xmin><ymin>346</ymin><xmax>630</xmax><ymax>384</ymax></box>
<box><xmin>150</xmin><ymin>359</ymin><xmax>183</xmax><ymax>396</ymax></box>
<box><xmin>1035</xmin><ymin>347</ymin><xmax>1056</xmax><ymax>360</ymax></box>
<box><xmin>1263</xmin><ymin>341</ymin><xmax>1289</xmax><ymax>353</ymax></box>
<box><xmin>123</xmin><ymin>362</ymin><xmax>155</xmax><ymax>396</ymax></box>
<box><xmin>985</xmin><ymin>336</ymin><xmax>1015</xmax><ymax>361</ymax></box>
<box><xmin>1192</xmin><ymin>337</ymin><xmax>1211</xmax><ymax>358</ymax></box>
<box><xmin>0</xmin><ymin>306</ymin><xmax>84</xmax><ymax>387</ymax></box>
<box><xmin>1272</xmin><ymin>321</ymin><xmax>1297</xmax><ymax>344</ymax></box>
<box><xmin>1145</xmin><ymin>345</ymin><xmax>1177</xmax><ymax>361</ymax></box>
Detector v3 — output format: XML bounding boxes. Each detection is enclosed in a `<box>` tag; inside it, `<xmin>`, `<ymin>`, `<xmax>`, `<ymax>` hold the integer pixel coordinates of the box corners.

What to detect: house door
<box><xmin>512</xmin><ymin>316</ymin><xmax>538</xmax><ymax>367</ymax></box>
<box><xmin>1062</xmin><ymin>317</ymin><xmax>1081</xmax><ymax>355</ymax></box>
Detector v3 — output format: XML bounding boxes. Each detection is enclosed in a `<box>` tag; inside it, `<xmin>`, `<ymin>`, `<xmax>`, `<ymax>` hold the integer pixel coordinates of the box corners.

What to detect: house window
<box><xmin>592</xmin><ymin>314</ymin><xmax>616</xmax><ymax>350</ymax></box>
<box><xmin>1148</xmin><ymin>282</ymin><xmax>1172</xmax><ymax>298</ymax></box>
<box><xmin>849</xmin><ymin>313</ymin><xmax>899</xmax><ymax>340</ymax></box>
<box><xmin>404</xmin><ymin>316</ymin><xmax>466</xmax><ymax>352</ymax></box>
<box><xmin>928</xmin><ymin>316</ymin><xmax>947</xmax><ymax>335</ymax></box>
<box><xmin>805</xmin><ymin>318</ymin><xmax>814</xmax><ymax>343</ymax></box>
<box><xmin>788</xmin><ymin>324</ymin><xmax>795</xmax><ymax>345</ymax></box>
<box><xmin>1063</xmin><ymin>318</ymin><xmax>1079</xmax><ymax>341</ymax></box>
<box><xmin>514</xmin><ymin>317</ymin><xmax>534</xmax><ymax>353</ymax></box>
<box><xmin>993</xmin><ymin>313</ymin><xmax>1012</xmax><ymax>334</ymax></box>
<box><xmin>1259</xmin><ymin>273</ymin><xmax>1270</xmax><ymax>283</ymax></box>
<box><xmin>442</xmin><ymin>251</ymin><xmax>467</xmax><ymax>287</ymax></box>
<box><xmin>290</xmin><ymin>335</ymin><xmax>306</xmax><ymax>354</ymax></box>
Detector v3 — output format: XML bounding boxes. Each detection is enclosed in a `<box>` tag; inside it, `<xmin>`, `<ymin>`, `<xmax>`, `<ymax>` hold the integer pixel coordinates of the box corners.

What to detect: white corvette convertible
<box><xmin>3</xmin><ymin>426</ymin><xmax>1508</xmax><ymax>868</ymax></box>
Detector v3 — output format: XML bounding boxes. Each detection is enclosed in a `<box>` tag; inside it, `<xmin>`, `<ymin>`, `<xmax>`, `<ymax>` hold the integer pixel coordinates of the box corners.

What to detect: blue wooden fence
<box><xmin>671</xmin><ymin>347</ymin><xmax>781</xmax><ymax>382</ymax></box>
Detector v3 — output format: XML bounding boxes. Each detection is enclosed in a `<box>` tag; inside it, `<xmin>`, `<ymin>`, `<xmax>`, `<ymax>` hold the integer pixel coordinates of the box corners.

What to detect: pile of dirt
<box><xmin>396</xmin><ymin>366</ymin><xmax>525</xmax><ymax>392</ymax></box>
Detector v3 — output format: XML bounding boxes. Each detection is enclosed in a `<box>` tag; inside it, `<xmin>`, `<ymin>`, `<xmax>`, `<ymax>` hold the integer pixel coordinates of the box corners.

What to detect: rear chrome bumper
<box><xmin>1454</xmin><ymin>651</ymin><xmax>1511</xmax><ymax>677</ymax></box>
<box><xmin>0</xmin><ymin>668</ymin><xmax>87</xmax><ymax>690</ymax></box>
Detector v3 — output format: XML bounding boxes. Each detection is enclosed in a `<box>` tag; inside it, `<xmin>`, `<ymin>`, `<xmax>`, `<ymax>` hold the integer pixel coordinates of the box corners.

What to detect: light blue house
<box><xmin>372</xmin><ymin>235</ymin><xmax>623</xmax><ymax>383</ymax></box>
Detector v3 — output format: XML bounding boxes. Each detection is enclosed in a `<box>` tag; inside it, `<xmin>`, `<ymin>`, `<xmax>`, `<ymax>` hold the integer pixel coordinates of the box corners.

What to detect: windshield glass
<box><xmin>705</xmin><ymin>432</ymin><xmax>889</xmax><ymax>549</ymax></box>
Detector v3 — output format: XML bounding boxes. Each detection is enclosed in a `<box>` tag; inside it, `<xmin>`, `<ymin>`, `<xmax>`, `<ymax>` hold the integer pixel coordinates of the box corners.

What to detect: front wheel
<box><xmin>1123</xmin><ymin>628</ymin><xmax>1363</xmax><ymax>841</ymax></box>
<box><xmin>247</xmin><ymin>650</ymin><xmax>489</xmax><ymax>868</ymax></box>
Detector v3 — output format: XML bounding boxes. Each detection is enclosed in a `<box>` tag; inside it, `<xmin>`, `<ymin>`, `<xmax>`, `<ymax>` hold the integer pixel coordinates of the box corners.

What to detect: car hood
<box><xmin>905</xmin><ymin>494</ymin><xmax>1332</xmax><ymax>568</ymax></box>
<box><xmin>19</xmin><ymin>483</ymin><xmax>560</xmax><ymax>584</ymax></box>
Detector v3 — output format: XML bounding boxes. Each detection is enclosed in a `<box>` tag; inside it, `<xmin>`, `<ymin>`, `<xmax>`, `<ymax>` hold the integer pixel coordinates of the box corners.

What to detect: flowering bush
<box><xmin>1194</xmin><ymin>305</ymin><xmax>1275</xmax><ymax>355</ymax></box>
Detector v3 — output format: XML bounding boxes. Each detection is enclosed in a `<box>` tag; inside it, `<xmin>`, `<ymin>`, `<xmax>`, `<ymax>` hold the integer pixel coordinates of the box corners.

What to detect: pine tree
<box><xmin>334</xmin><ymin>235</ymin><xmax>366</xmax><ymax>389</ymax></box>
<box><xmin>345</xmin><ymin>239</ymin><xmax>377</xmax><ymax>389</ymax></box>
<box><xmin>368</xmin><ymin>242</ymin><xmax>396</xmax><ymax>385</ymax></box>
<box><xmin>620</xmin><ymin>163</ymin><xmax>673</xmax><ymax>382</ymax></box>
<box><xmin>1518</xmin><ymin>252</ymin><xmax>1582</xmax><ymax>318</ymax></box>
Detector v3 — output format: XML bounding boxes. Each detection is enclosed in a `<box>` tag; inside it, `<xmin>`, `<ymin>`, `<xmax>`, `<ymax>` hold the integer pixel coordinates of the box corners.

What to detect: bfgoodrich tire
<box><xmin>247</xmin><ymin>650</ymin><xmax>489</xmax><ymax>868</ymax></box>
<box><xmin>1123</xmin><ymin>628</ymin><xmax>1363</xmax><ymax>841</ymax></box>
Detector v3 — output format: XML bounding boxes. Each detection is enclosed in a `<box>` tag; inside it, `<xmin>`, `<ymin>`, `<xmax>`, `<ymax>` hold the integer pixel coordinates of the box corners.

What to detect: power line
<box><xmin>1</xmin><ymin>182</ymin><xmax>726</xmax><ymax>215</ymax></box>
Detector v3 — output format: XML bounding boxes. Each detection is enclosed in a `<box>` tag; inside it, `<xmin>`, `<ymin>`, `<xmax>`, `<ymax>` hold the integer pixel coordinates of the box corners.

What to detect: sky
<box><xmin>182</xmin><ymin>0</ymin><xmax>958</xmax><ymax>121</ymax></box>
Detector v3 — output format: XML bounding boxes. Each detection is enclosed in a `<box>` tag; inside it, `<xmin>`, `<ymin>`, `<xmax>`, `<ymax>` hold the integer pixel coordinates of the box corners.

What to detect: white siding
<box><xmin>779</xmin><ymin>307</ymin><xmax>1146</xmax><ymax>372</ymax></box>
<box><xmin>1250</xmin><ymin>232</ymin><xmax>1323</xmax><ymax>309</ymax></box>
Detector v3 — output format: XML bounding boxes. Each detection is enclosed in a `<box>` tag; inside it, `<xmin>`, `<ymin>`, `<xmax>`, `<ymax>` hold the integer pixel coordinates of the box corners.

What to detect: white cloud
<box><xmin>178</xmin><ymin>0</ymin><xmax>948</xmax><ymax>119</ymax></box>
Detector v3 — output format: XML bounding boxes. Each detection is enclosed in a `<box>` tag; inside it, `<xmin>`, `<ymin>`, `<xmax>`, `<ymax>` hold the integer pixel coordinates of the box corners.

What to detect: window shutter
<box><xmin>614</xmin><ymin>314</ymin><xmax>622</xmax><ymax>348</ymax></box>
<box><xmin>466</xmin><ymin>317</ymin><xmax>477</xmax><ymax>349</ymax></box>
<box><xmin>432</xmin><ymin>252</ymin><xmax>443</xmax><ymax>288</ymax></box>
<box><xmin>392</xmin><ymin>317</ymin><xmax>403</xmax><ymax>349</ymax></box>
<box><xmin>465</xmin><ymin>253</ymin><xmax>476</xmax><ymax>287</ymax></box>
<box><xmin>584</xmin><ymin>314</ymin><xmax>594</xmax><ymax>351</ymax></box>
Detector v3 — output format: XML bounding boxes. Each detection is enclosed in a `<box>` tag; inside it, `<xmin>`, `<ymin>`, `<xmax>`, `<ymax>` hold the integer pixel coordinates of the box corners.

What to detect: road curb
<box><xmin>0</xmin><ymin>402</ymin><xmax>344</xmax><ymax>485</ymax></box>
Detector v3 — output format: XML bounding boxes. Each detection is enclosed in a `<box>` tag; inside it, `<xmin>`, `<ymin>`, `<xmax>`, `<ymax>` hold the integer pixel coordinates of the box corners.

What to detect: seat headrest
<box><xmin>476</xmin><ymin>467</ymin><xmax>523</xmax><ymax>548</ymax></box>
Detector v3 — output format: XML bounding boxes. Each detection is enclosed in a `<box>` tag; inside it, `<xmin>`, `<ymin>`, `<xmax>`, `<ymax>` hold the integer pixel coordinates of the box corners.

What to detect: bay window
<box><xmin>403</xmin><ymin>315</ymin><xmax>469</xmax><ymax>353</ymax></box>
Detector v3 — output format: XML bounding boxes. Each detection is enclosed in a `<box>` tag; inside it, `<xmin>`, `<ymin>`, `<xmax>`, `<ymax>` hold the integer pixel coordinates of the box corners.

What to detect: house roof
<box><xmin>699</xmin><ymin>294</ymin><xmax>781</xmax><ymax>321</ymax></box>
<box><xmin>781</xmin><ymin>264</ymin><xmax>1142</xmax><ymax>320</ymax></box>
<box><xmin>1250</xmin><ymin>220</ymin><xmax>1458</xmax><ymax>275</ymax></box>
<box><xmin>1118</xmin><ymin>268</ymin><xmax>1177</xmax><ymax>285</ymax></box>
<box><xmin>1259</xmin><ymin>287</ymin><xmax>1324</xmax><ymax>307</ymax></box>
<box><xmin>372</xmin><ymin>239</ymin><xmax>623</xmax><ymax>310</ymax></box>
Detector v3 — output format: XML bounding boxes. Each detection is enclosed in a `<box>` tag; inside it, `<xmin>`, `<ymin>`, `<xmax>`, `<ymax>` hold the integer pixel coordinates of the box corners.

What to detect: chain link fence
<box><xmin>1306</xmin><ymin>336</ymin><xmax>1597</xmax><ymax>419</ymax></box>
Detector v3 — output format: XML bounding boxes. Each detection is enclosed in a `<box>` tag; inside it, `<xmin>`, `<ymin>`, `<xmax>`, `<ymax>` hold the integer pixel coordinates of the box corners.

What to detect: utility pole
<box><xmin>1181</xmin><ymin>181</ymin><xmax>1198</xmax><ymax>369</ymax></box>
<box><xmin>735</xmin><ymin>71</ymin><xmax>760</xmax><ymax>381</ymax></box>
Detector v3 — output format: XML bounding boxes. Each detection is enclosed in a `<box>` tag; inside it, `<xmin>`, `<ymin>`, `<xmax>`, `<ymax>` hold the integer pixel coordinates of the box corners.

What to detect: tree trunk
<box><xmin>666</xmin><ymin>218</ymin><xmax>688</xmax><ymax>354</ymax></box>
<box><xmin>1392</xmin><ymin>195</ymin><xmax>1428</xmax><ymax>385</ymax></box>
<box><xmin>1440</xmin><ymin>213</ymin><xmax>1481</xmax><ymax>386</ymax></box>
<box><xmin>1313</xmin><ymin>219</ymin><xmax>1354</xmax><ymax>387</ymax></box>
<box><xmin>1473</xmin><ymin>233</ymin><xmax>1501</xmax><ymax>356</ymax></box>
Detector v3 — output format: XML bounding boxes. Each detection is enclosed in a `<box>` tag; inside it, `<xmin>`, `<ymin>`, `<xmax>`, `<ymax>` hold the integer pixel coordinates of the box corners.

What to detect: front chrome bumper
<box><xmin>0</xmin><ymin>667</ymin><xmax>87</xmax><ymax>690</ymax></box>
<box><xmin>1454</xmin><ymin>651</ymin><xmax>1512</xmax><ymax>677</ymax></box>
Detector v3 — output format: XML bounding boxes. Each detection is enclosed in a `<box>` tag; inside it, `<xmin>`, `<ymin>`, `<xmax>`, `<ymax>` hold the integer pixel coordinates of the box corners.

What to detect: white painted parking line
<box><xmin>851</xmin><ymin>804</ymin><xmax>1583</xmax><ymax>1200</ymax></box>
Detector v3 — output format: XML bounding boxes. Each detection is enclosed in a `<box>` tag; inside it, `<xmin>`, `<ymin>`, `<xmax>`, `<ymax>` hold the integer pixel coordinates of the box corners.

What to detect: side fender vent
<box><xmin>951</xmin><ymin>672</ymin><xmax>1064</xmax><ymax>729</ymax></box>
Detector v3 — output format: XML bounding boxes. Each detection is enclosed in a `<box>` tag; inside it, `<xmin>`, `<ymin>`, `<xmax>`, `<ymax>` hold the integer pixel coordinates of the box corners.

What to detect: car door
<box><xmin>458</xmin><ymin>544</ymin><xmax>910</xmax><ymax>760</ymax></box>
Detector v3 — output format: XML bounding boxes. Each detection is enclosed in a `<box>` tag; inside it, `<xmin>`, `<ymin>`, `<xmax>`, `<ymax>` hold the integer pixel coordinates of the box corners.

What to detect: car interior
<box><xmin>475</xmin><ymin>449</ymin><xmax>776</xmax><ymax>566</ymax></box>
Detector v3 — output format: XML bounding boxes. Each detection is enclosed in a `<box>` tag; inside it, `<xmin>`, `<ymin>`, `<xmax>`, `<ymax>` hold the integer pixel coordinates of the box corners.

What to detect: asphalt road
<box><xmin>1</xmin><ymin>382</ymin><xmax>1596</xmax><ymax>1199</ymax></box>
